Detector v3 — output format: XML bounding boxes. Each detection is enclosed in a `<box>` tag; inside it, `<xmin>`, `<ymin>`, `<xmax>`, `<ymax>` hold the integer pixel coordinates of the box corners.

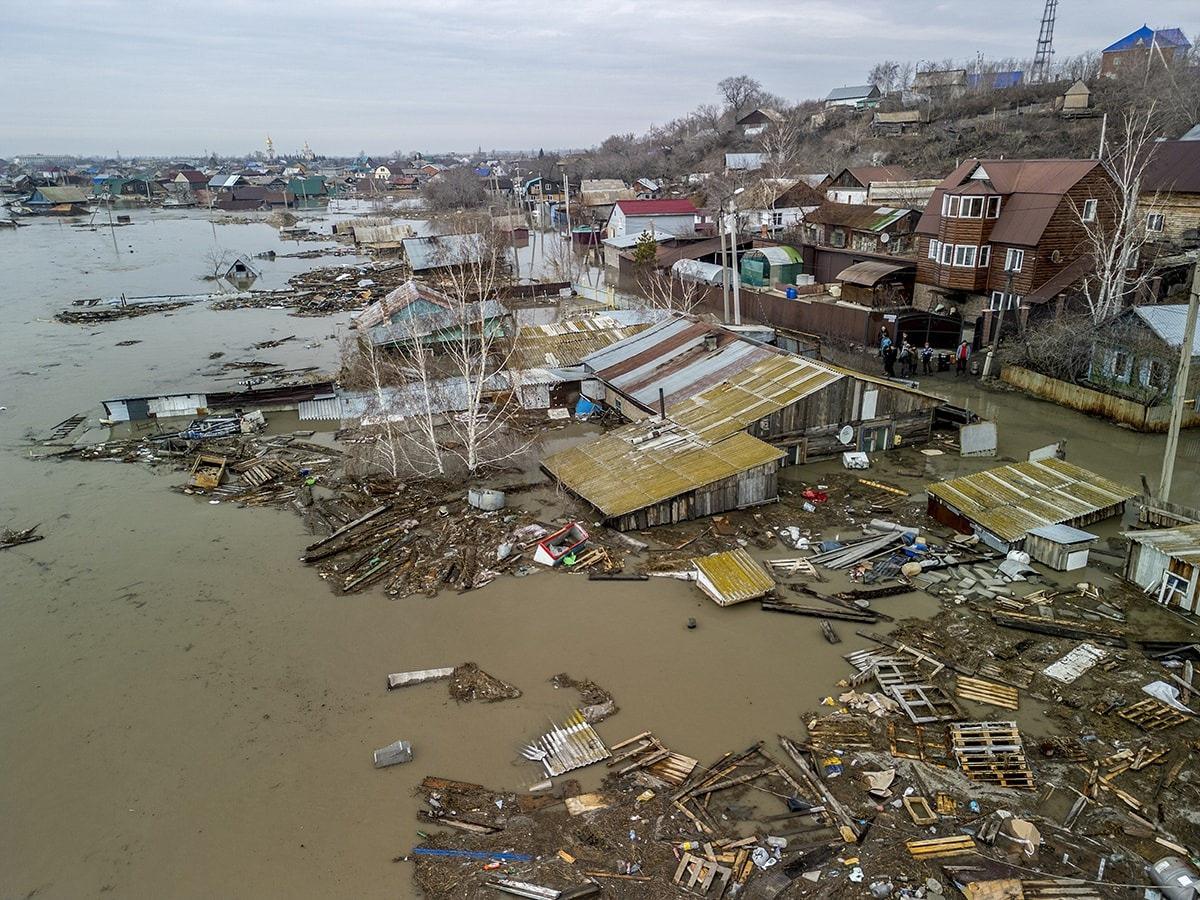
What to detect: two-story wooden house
<box><xmin>1141</xmin><ymin>140</ymin><xmax>1200</xmax><ymax>253</ymax></box>
<box><xmin>913</xmin><ymin>158</ymin><xmax>1116</xmax><ymax>342</ymax></box>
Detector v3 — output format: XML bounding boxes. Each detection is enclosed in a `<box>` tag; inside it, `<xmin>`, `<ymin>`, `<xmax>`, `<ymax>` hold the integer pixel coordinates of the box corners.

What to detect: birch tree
<box><xmin>1077</xmin><ymin>104</ymin><xmax>1165</xmax><ymax>323</ymax></box>
<box><xmin>637</xmin><ymin>267</ymin><xmax>706</xmax><ymax>315</ymax></box>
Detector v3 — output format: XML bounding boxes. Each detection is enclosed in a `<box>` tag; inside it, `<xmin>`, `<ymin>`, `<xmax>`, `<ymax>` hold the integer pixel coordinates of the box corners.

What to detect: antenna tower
<box><xmin>1031</xmin><ymin>0</ymin><xmax>1058</xmax><ymax>83</ymax></box>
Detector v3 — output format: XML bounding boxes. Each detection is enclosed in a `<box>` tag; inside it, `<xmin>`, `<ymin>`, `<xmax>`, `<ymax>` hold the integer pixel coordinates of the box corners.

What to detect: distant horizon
<box><xmin>3</xmin><ymin>0</ymin><xmax>1196</xmax><ymax>157</ymax></box>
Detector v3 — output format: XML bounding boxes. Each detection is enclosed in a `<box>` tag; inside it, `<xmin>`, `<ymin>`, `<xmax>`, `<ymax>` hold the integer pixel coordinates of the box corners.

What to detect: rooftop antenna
<box><xmin>1031</xmin><ymin>0</ymin><xmax>1058</xmax><ymax>84</ymax></box>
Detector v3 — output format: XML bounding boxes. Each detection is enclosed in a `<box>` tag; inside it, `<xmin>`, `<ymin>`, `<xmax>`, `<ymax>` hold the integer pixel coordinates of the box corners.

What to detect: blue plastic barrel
<box><xmin>785</xmin><ymin>287</ymin><xmax>798</xmax><ymax>299</ymax></box>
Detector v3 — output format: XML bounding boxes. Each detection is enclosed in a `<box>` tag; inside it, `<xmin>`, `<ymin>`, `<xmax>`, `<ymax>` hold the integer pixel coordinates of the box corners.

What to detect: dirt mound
<box><xmin>448</xmin><ymin>663</ymin><xmax>521</xmax><ymax>703</ymax></box>
<box><xmin>550</xmin><ymin>672</ymin><xmax>617</xmax><ymax>723</ymax></box>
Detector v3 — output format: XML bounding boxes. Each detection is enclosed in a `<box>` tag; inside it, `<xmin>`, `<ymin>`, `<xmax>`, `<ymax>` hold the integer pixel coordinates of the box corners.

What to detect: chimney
<box><xmin>659</xmin><ymin>387</ymin><xmax>666</xmax><ymax>419</ymax></box>
<box><xmin>704</xmin><ymin>334</ymin><xmax>718</xmax><ymax>352</ymax></box>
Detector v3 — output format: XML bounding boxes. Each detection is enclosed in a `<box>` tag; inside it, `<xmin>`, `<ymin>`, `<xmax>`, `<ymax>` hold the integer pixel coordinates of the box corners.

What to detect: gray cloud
<box><xmin>2</xmin><ymin>0</ymin><xmax>1195</xmax><ymax>156</ymax></box>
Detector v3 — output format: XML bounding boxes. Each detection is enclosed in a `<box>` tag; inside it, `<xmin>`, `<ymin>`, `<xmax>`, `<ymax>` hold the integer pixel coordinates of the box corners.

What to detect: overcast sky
<box><xmin>3</xmin><ymin>0</ymin><xmax>1196</xmax><ymax>158</ymax></box>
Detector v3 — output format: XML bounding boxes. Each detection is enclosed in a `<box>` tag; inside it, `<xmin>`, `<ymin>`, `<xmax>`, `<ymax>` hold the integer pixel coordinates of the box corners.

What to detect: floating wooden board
<box><xmin>807</xmin><ymin>716</ymin><xmax>873</xmax><ymax>749</ymax></box>
<box><xmin>887</xmin><ymin>721</ymin><xmax>949</xmax><ymax>764</ymax></box>
<box><xmin>903</xmin><ymin>795</ymin><xmax>937</xmax><ymax>825</ymax></box>
<box><xmin>1118</xmin><ymin>698</ymin><xmax>1191</xmax><ymax>733</ymax></box>
<box><xmin>607</xmin><ymin>732</ymin><xmax>698</xmax><ymax>786</ymax></box>
<box><xmin>673</xmin><ymin>852</ymin><xmax>732</xmax><ymax>896</ymax></box>
<box><xmin>956</xmin><ymin>675</ymin><xmax>1020</xmax><ymax>710</ymax></box>
<box><xmin>907</xmin><ymin>835</ymin><xmax>976</xmax><ymax>859</ymax></box>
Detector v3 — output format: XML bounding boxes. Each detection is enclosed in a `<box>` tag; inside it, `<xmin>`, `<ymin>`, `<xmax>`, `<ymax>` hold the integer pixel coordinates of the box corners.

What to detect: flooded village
<box><xmin>4</xmin><ymin>7</ymin><xmax>1200</xmax><ymax>900</ymax></box>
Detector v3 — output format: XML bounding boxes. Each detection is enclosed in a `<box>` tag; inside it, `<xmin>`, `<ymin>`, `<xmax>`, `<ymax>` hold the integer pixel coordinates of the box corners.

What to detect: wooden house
<box><xmin>736</xmin><ymin>107</ymin><xmax>784</xmax><ymax>136</ymax></box>
<box><xmin>913</xmin><ymin>158</ymin><xmax>1116</xmax><ymax>342</ymax></box>
<box><xmin>825</xmin><ymin>166</ymin><xmax>913</xmax><ymax>204</ymax></box>
<box><xmin>1140</xmin><ymin>141</ymin><xmax>1200</xmax><ymax>253</ymax></box>
<box><xmin>1060</xmin><ymin>81</ymin><xmax>1092</xmax><ymax>116</ymax></box>
<box><xmin>912</xmin><ymin>69</ymin><xmax>967</xmax><ymax>101</ymax></box>
<box><xmin>801</xmin><ymin>202</ymin><xmax>920</xmax><ymax>255</ymax></box>
<box><xmin>24</xmin><ymin>185</ymin><xmax>89</xmax><ymax>214</ymax></box>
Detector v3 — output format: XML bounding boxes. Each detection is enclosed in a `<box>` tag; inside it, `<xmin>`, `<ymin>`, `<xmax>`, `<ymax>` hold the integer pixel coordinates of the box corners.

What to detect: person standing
<box><xmin>899</xmin><ymin>341</ymin><xmax>913</xmax><ymax>377</ymax></box>
<box><xmin>955</xmin><ymin>340</ymin><xmax>970</xmax><ymax>376</ymax></box>
<box><xmin>921</xmin><ymin>342</ymin><xmax>934</xmax><ymax>375</ymax></box>
<box><xmin>883</xmin><ymin>342</ymin><xmax>897</xmax><ymax>377</ymax></box>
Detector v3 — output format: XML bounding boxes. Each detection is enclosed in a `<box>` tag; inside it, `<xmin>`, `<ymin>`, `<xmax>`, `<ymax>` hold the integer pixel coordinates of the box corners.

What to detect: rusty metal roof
<box><xmin>541</xmin><ymin>423</ymin><xmax>783</xmax><ymax>518</ymax></box>
<box><xmin>1143</xmin><ymin>141</ymin><xmax>1200</xmax><ymax>194</ymax></box>
<box><xmin>509</xmin><ymin>317</ymin><xmax>649</xmax><ymax>369</ymax></box>
<box><xmin>1124</xmin><ymin>525</ymin><xmax>1200</xmax><ymax>566</ymax></box>
<box><xmin>805</xmin><ymin>202</ymin><xmax>915</xmax><ymax>232</ymax></box>
<box><xmin>927</xmin><ymin>458</ymin><xmax>1136</xmax><ymax>542</ymax></box>
<box><xmin>693</xmin><ymin>548</ymin><xmax>775</xmax><ymax>606</ymax></box>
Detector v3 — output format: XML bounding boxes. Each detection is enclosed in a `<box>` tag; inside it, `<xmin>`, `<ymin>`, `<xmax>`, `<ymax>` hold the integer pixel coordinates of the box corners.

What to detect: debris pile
<box><xmin>448</xmin><ymin>663</ymin><xmax>522</xmax><ymax>704</ymax></box>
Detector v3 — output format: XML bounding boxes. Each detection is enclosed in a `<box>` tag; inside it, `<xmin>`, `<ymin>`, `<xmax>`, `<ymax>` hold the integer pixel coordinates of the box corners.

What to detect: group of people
<box><xmin>879</xmin><ymin>328</ymin><xmax>972</xmax><ymax>378</ymax></box>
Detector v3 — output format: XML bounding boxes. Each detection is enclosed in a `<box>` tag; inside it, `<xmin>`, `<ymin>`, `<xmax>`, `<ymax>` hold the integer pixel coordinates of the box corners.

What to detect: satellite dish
<box><xmin>879</xmin><ymin>232</ymin><xmax>890</xmax><ymax>243</ymax></box>
<box><xmin>838</xmin><ymin>425</ymin><xmax>855</xmax><ymax>445</ymax></box>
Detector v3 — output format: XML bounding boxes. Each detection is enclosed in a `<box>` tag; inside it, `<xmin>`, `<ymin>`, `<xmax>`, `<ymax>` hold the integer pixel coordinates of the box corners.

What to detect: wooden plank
<box><xmin>904</xmin><ymin>795</ymin><xmax>938</xmax><ymax>825</ymax></box>
<box><xmin>907</xmin><ymin>835</ymin><xmax>976</xmax><ymax>858</ymax></box>
<box><xmin>387</xmin><ymin>667</ymin><xmax>455</xmax><ymax>689</ymax></box>
<box><xmin>956</xmin><ymin>675</ymin><xmax>1020</xmax><ymax>710</ymax></box>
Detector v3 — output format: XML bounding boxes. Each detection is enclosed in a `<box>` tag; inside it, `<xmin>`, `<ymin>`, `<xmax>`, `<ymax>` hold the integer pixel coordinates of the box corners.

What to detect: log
<box><xmin>304</xmin><ymin>503</ymin><xmax>392</xmax><ymax>551</ymax></box>
<box><xmin>762</xmin><ymin>599</ymin><xmax>877</xmax><ymax>623</ymax></box>
<box><xmin>778</xmin><ymin>736</ymin><xmax>859</xmax><ymax>841</ymax></box>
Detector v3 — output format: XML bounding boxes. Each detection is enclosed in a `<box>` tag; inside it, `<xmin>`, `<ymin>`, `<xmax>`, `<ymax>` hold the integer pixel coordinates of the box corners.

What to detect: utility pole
<box><xmin>728</xmin><ymin>187</ymin><xmax>745</xmax><ymax>326</ymax></box>
<box><xmin>559</xmin><ymin>163</ymin><xmax>574</xmax><ymax>285</ymax></box>
<box><xmin>981</xmin><ymin>266</ymin><xmax>1016</xmax><ymax>379</ymax></box>
<box><xmin>719</xmin><ymin>211</ymin><xmax>730</xmax><ymax>323</ymax></box>
<box><xmin>1158</xmin><ymin>259</ymin><xmax>1200</xmax><ymax>501</ymax></box>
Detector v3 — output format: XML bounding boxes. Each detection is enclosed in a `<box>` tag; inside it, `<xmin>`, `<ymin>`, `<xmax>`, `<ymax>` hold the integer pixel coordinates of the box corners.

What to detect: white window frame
<box><xmin>986</xmin><ymin>196</ymin><xmax>1001</xmax><ymax>218</ymax></box>
<box><xmin>941</xmin><ymin>194</ymin><xmax>951</xmax><ymax>216</ymax></box>
<box><xmin>928</xmin><ymin>239</ymin><xmax>940</xmax><ymax>260</ymax></box>
<box><xmin>960</xmin><ymin>196</ymin><xmax>984</xmax><ymax>218</ymax></box>
<box><xmin>989</xmin><ymin>291</ymin><xmax>1020</xmax><ymax>311</ymax></box>
<box><xmin>1146</xmin><ymin>212</ymin><xmax>1164</xmax><ymax>233</ymax></box>
<box><xmin>946</xmin><ymin>195</ymin><xmax>961</xmax><ymax>218</ymax></box>
<box><xmin>1081</xmin><ymin>198</ymin><xmax>1098</xmax><ymax>222</ymax></box>
<box><xmin>771</xmin><ymin>210</ymin><xmax>784</xmax><ymax>227</ymax></box>
<box><xmin>978</xmin><ymin>245</ymin><xmax>991</xmax><ymax>268</ymax></box>
<box><xmin>940</xmin><ymin>242</ymin><xmax>954</xmax><ymax>265</ymax></box>
<box><xmin>1004</xmin><ymin>248</ymin><xmax>1024</xmax><ymax>272</ymax></box>
<box><xmin>953</xmin><ymin>244</ymin><xmax>977</xmax><ymax>267</ymax></box>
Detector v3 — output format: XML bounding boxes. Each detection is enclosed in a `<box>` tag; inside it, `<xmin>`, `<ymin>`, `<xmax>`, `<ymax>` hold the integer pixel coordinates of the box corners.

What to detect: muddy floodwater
<box><xmin>1</xmin><ymin>210</ymin><xmax>1198</xmax><ymax>898</ymax></box>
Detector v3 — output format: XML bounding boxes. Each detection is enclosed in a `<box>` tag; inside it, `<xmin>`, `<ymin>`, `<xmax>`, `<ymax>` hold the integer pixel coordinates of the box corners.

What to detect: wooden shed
<box><xmin>1024</xmin><ymin>524</ymin><xmax>1098</xmax><ymax>571</ymax></box>
<box><xmin>1124</xmin><ymin>525</ymin><xmax>1200</xmax><ymax>614</ymax></box>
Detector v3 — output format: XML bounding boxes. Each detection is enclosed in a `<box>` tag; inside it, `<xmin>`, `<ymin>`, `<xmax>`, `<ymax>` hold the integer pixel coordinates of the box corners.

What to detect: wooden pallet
<box><xmin>887</xmin><ymin>721</ymin><xmax>949</xmax><ymax>764</ymax></box>
<box><xmin>950</xmin><ymin>721</ymin><xmax>1035</xmax><ymax>790</ymax></box>
<box><xmin>906</xmin><ymin>835</ymin><xmax>976</xmax><ymax>859</ymax></box>
<box><xmin>765</xmin><ymin>558</ymin><xmax>817</xmax><ymax>578</ymax></box>
<box><xmin>1118</xmin><ymin>698</ymin><xmax>1191</xmax><ymax>732</ymax></box>
<box><xmin>956</xmin><ymin>676</ymin><xmax>1020</xmax><ymax>710</ymax></box>
<box><xmin>673</xmin><ymin>852</ymin><xmax>731</xmax><ymax>896</ymax></box>
<box><xmin>807</xmin><ymin>716</ymin><xmax>873</xmax><ymax>749</ymax></box>
<box><xmin>608</xmin><ymin>732</ymin><xmax>698</xmax><ymax>786</ymax></box>
<box><xmin>889</xmin><ymin>683</ymin><xmax>959</xmax><ymax>724</ymax></box>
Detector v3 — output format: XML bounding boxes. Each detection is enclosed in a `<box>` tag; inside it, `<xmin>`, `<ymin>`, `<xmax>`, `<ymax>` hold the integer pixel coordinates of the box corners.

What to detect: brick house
<box><xmin>913</xmin><ymin>158</ymin><xmax>1116</xmax><ymax>343</ymax></box>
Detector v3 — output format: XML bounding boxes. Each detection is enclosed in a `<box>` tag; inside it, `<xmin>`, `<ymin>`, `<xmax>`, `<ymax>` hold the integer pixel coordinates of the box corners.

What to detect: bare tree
<box><xmin>759</xmin><ymin>117</ymin><xmax>803</xmax><ymax>183</ymax></box>
<box><xmin>693</xmin><ymin>103</ymin><xmax>725</xmax><ymax>134</ymax></box>
<box><xmin>637</xmin><ymin>268</ymin><xmax>707</xmax><ymax>316</ymax></box>
<box><xmin>421</xmin><ymin>167</ymin><xmax>487</xmax><ymax>211</ymax></box>
<box><xmin>867</xmin><ymin>61</ymin><xmax>901</xmax><ymax>93</ymax></box>
<box><xmin>718</xmin><ymin>75</ymin><xmax>762</xmax><ymax>117</ymax></box>
<box><xmin>1076</xmin><ymin>104</ymin><xmax>1165</xmax><ymax>323</ymax></box>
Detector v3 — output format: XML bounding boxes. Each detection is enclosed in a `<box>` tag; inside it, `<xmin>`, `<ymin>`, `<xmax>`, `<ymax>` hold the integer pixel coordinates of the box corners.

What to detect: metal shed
<box><xmin>1024</xmin><ymin>524</ymin><xmax>1099</xmax><ymax>571</ymax></box>
<box><xmin>1124</xmin><ymin>525</ymin><xmax>1200</xmax><ymax>614</ymax></box>
<box><xmin>740</xmin><ymin>245</ymin><xmax>803</xmax><ymax>288</ymax></box>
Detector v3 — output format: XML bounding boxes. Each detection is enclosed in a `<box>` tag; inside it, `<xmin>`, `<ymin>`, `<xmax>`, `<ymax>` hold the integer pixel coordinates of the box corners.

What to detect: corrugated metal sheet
<box><xmin>749</xmin><ymin>246</ymin><xmax>803</xmax><ymax>266</ymax></box>
<box><xmin>837</xmin><ymin>260</ymin><xmax>913</xmax><ymax>286</ymax></box>
<box><xmin>1134</xmin><ymin>305</ymin><xmax>1200</xmax><ymax>358</ymax></box>
<box><xmin>542</xmin><ymin>423</ymin><xmax>783</xmax><ymax>518</ymax></box>
<box><xmin>670</xmin><ymin>354</ymin><xmax>843</xmax><ymax>443</ymax></box>
<box><xmin>353</xmin><ymin>224</ymin><xmax>413</xmax><ymax>245</ymax></box>
<box><xmin>1124</xmin><ymin>525</ymin><xmax>1200</xmax><ymax>566</ymax></box>
<box><xmin>693</xmin><ymin>548</ymin><xmax>775</xmax><ymax>606</ymax></box>
<box><xmin>509</xmin><ymin>317</ymin><xmax>650</xmax><ymax>369</ymax></box>
<box><xmin>402</xmin><ymin>234</ymin><xmax>484</xmax><ymax>270</ymax></box>
<box><xmin>928</xmin><ymin>458</ymin><xmax>1136</xmax><ymax>542</ymax></box>
<box><xmin>1026</xmin><ymin>524</ymin><xmax>1098</xmax><ymax>544</ymax></box>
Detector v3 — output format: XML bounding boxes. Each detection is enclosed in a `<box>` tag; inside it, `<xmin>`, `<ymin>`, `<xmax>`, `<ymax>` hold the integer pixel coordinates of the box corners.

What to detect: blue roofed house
<box><xmin>1101</xmin><ymin>25</ymin><xmax>1191</xmax><ymax>76</ymax></box>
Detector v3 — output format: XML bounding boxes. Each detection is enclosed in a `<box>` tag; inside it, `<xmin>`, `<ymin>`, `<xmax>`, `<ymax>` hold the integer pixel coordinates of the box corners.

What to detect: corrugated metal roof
<box><xmin>825</xmin><ymin>85</ymin><xmax>879</xmax><ymax>101</ymax></box>
<box><xmin>1134</xmin><ymin>304</ymin><xmax>1200</xmax><ymax>358</ymax></box>
<box><xmin>1124</xmin><ymin>524</ymin><xmax>1200</xmax><ymax>565</ymax></box>
<box><xmin>693</xmin><ymin>548</ymin><xmax>775</xmax><ymax>606</ymax></box>
<box><xmin>928</xmin><ymin>458</ymin><xmax>1137</xmax><ymax>543</ymax></box>
<box><xmin>509</xmin><ymin>317</ymin><xmax>650</xmax><ymax>369</ymax></box>
<box><xmin>837</xmin><ymin>260</ymin><xmax>914</xmax><ymax>286</ymax></box>
<box><xmin>1104</xmin><ymin>25</ymin><xmax>1191</xmax><ymax>53</ymax></box>
<box><xmin>1027</xmin><ymin>524</ymin><xmax>1098</xmax><ymax>544</ymax></box>
<box><xmin>602</xmin><ymin>230</ymin><xmax>674</xmax><ymax>249</ymax></box>
<box><xmin>747</xmin><ymin>245</ymin><xmax>803</xmax><ymax>266</ymax></box>
<box><xmin>672</xmin><ymin>259</ymin><xmax>727</xmax><ymax>284</ymax></box>
<box><xmin>805</xmin><ymin>202</ymin><xmax>914</xmax><ymax>232</ymax></box>
<box><xmin>542</xmin><ymin>423</ymin><xmax>784</xmax><ymax>518</ymax></box>
<box><xmin>614</xmin><ymin>199</ymin><xmax>698</xmax><ymax>215</ymax></box>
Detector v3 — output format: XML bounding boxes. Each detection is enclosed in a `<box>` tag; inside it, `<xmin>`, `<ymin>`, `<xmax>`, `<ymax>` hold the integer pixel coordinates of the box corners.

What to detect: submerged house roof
<box><xmin>928</xmin><ymin>458</ymin><xmax>1137</xmax><ymax>543</ymax></box>
<box><xmin>1124</xmin><ymin>525</ymin><xmax>1200</xmax><ymax>567</ymax></box>
<box><xmin>693</xmin><ymin>548</ymin><xmax>775</xmax><ymax>606</ymax></box>
<box><xmin>28</xmin><ymin>186</ymin><xmax>89</xmax><ymax>204</ymax></box>
<box><xmin>401</xmin><ymin>233</ymin><xmax>485</xmax><ymax>270</ymax></box>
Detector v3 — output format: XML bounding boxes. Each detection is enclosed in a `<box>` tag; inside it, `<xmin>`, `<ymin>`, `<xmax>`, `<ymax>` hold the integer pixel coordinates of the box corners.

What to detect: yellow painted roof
<box><xmin>542</xmin><ymin>425</ymin><xmax>783</xmax><ymax>518</ymax></box>
<box><xmin>927</xmin><ymin>458</ymin><xmax>1137</xmax><ymax>542</ymax></box>
<box><xmin>693</xmin><ymin>548</ymin><xmax>775</xmax><ymax>606</ymax></box>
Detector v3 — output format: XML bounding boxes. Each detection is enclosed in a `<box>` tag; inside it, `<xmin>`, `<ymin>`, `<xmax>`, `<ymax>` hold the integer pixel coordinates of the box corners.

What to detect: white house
<box><xmin>605</xmin><ymin>199</ymin><xmax>700</xmax><ymax>239</ymax></box>
<box><xmin>824</xmin><ymin>84</ymin><xmax>882</xmax><ymax>109</ymax></box>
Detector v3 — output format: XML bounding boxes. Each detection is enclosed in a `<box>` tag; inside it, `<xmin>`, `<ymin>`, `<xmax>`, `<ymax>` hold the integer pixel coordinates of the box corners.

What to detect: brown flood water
<box><xmin>1</xmin><ymin>210</ymin><xmax>1197</xmax><ymax>898</ymax></box>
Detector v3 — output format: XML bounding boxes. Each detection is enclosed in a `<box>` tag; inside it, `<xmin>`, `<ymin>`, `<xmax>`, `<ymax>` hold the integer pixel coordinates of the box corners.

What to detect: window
<box><xmin>1125</xmin><ymin>248</ymin><xmax>1140</xmax><ymax>270</ymax></box>
<box><xmin>928</xmin><ymin>239</ymin><xmax>940</xmax><ymax>260</ymax></box>
<box><xmin>942</xmin><ymin>194</ymin><xmax>951</xmax><ymax>216</ymax></box>
<box><xmin>960</xmin><ymin>196</ymin><xmax>984</xmax><ymax>218</ymax></box>
<box><xmin>1081</xmin><ymin>198</ymin><xmax>1098</xmax><ymax>222</ymax></box>
<box><xmin>940</xmin><ymin>242</ymin><xmax>954</xmax><ymax>265</ymax></box>
<box><xmin>1004</xmin><ymin>248</ymin><xmax>1024</xmax><ymax>272</ymax></box>
<box><xmin>1147</xmin><ymin>360</ymin><xmax>1169</xmax><ymax>389</ymax></box>
<box><xmin>1147</xmin><ymin>212</ymin><xmax>1164</xmax><ymax>233</ymax></box>
<box><xmin>986</xmin><ymin>196</ymin><xmax>1001</xmax><ymax>218</ymax></box>
<box><xmin>947</xmin><ymin>195</ymin><xmax>961</xmax><ymax>218</ymax></box>
<box><xmin>771</xmin><ymin>211</ymin><xmax>783</xmax><ymax>227</ymax></box>
<box><xmin>978</xmin><ymin>245</ymin><xmax>991</xmax><ymax>268</ymax></box>
<box><xmin>830</xmin><ymin>228</ymin><xmax>846</xmax><ymax>248</ymax></box>
<box><xmin>989</xmin><ymin>291</ymin><xmax>1020</xmax><ymax>311</ymax></box>
<box><xmin>1111</xmin><ymin>350</ymin><xmax>1130</xmax><ymax>382</ymax></box>
<box><xmin>953</xmin><ymin>244</ymin><xmax>977</xmax><ymax>267</ymax></box>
